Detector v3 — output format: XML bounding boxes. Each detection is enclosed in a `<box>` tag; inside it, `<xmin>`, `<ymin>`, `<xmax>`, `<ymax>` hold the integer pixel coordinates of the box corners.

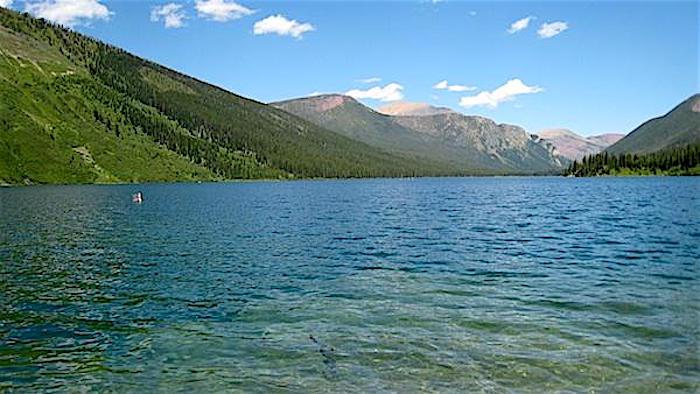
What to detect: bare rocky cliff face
<box><xmin>391</xmin><ymin>112</ymin><xmax>565</xmax><ymax>170</ymax></box>
<box><xmin>273</xmin><ymin>95</ymin><xmax>567</xmax><ymax>174</ymax></box>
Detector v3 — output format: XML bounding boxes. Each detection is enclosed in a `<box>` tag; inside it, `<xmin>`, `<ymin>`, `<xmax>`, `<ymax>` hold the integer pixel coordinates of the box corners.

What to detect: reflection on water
<box><xmin>1</xmin><ymin>178</ymin><xmax>699</xmax><ymax>391</ymax></box>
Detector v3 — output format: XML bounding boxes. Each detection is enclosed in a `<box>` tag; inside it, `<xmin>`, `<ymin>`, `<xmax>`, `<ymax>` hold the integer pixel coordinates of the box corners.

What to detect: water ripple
<box><xmin>0</xmin><ymin>177</ymin><xmax>698</xmax><ymax>392</ymax></box>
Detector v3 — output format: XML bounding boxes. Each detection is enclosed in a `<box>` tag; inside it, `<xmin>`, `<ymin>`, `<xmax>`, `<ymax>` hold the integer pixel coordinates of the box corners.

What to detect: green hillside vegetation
<box><xmin>0</xmin><ymin>9</ymin><xmax>453</xmax><ymax>184</ymax></box>
<box><xmin>605</xmin><ymin>94</ymin><xmax>700</xmax><ymax>155</ymax></box>
<box><xmin>0</xmin><ymin>26</ymin><xmax>222</xmax><ymax>184</ymax></box>
<box><xmin>565</xmin><ymin>143</ymin><xmax>700</xmax><ymax>176</ymax></box>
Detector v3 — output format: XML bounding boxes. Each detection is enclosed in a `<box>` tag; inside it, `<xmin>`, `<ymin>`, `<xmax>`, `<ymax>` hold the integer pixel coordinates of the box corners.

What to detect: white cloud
<box><xmin>469</xmin><ymin>10</ymin><xmax>477</xmax><ymax>16</ymax></box>
<box><xmin>345</xmin><ymin>83</ymin><xmax>404</xmax><ymax>102</ymax></box>
<box><xmin>151</xmin><ymin>3</ymin><xmax>186</xmax><ymax>29</ymax></box>
<box><xmin>538</xmin><ymin>21</ymin><xmax>568</xmax><ymax>38</ymax></box>
<box><xmin>24</xmin><ymin>0</ymin><xmax>111</xmax><ymax>26</ymax></box>
<box><xmin>359</xmin><ymin>77</ymin><xmax>381</xmax><ymax>84</ymax></box>
<box><xmin>195</xmin><ymin>0</ymin><xmax>253</xmax><ymax>22</ymax></box>
<box><xmin>0</xmin><ymin>0</ymin><xmax>13</xmax><ymax>8</ymax></box>
<box><xmin>508</xmin><ymin>16</ymin><xmax>534</xmax><ymax>34</ymax></box>
<box><xmin>433</xmin><ymin>79</ymin><xmax>477</xmax><ymax>92</ymax></box>
<box><xmin>253</xmin><ymin>14</ymin><xmax>314</xmax><ymax>38</ymax></box>
<box><xmin>433</xmin><ymin>80</ymin><xmax>448</xmax><ymax>89</ymax></box>
<box><xmin>459</xmin><ymin>79</ymin><xmax>542</xmax><ymax>108</ymax></box>
<box><xmin>448</xmin><ymin>85</ymin><xmax>475</xmax><ymax>92</ymax></box>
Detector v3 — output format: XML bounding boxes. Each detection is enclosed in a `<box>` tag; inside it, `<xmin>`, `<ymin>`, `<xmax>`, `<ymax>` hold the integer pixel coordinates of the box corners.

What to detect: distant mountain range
<box><xmin>537</xmin><ymin>129</ymin><xmax>624</xmax><ymax>161</ymax></box>
<box><xmin>273</xmin><ymin>95</ymin><xmax>566</xmax><ymax>175</ymax></box>
<box><xmin>606</xmin><ymin>94</ymin><xmax>700</xmax><ymax>155</ymax></box>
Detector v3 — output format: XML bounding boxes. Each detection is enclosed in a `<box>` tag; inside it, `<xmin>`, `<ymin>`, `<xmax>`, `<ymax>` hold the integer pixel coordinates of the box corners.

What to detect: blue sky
<box><xmin>6</xmin><ymin>0</ymin><xmax>698</xmax><ymax>136</ymax></box>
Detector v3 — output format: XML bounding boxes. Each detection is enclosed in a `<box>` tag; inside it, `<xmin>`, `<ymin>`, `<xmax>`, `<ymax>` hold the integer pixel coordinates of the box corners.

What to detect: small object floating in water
<box><xmin>132</xmin><ymin>191</ymin><xmax>143</xmax><ymax>203</ymax></box>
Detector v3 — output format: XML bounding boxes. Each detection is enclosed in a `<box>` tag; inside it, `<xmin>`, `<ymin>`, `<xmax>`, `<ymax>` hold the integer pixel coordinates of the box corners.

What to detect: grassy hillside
<box><xmin>0</xmin><ymin>9</ymin><xmax>450</xmax><ymax>184</ymax></box>
<box><xmin>606</xmin><ymin>94</ymin><xmax>700</xmax><ymax>155</ymax></box>
<box><xmin>0</xmin><ymin>26</ymin><xmax>224</xmax><ymax>184</ymax></box>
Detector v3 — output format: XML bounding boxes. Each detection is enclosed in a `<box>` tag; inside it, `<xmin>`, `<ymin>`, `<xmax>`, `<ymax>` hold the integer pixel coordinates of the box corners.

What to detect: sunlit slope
<box><xmin>0</xmin><ymin>8</ymin><xmax>452</xmax><ymax>184</ymax></box>
<box><xmin>0</xmin><ymin>26</ymin><xmax>220</xmax><ymax>184</ymax></box>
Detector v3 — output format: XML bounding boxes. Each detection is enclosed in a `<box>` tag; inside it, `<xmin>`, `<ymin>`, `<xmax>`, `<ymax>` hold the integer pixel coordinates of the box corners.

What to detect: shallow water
<box><xmin>1</xmin><ymin>177</ymin><xmax>699</xmax><ymax>392</ymax></box>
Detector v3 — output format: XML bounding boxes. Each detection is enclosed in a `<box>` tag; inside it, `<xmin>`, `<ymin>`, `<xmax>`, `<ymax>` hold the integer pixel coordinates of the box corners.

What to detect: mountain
<box><xmin>588</xmin><ymin>133</ymin><xmax>625</xmax><ymax>147</ymax></box>
<box><xmin>391</xmin><ymin>112</ymin><xmax>566</xmax><ymax>173</ymax></box>
<box><xmin>537</xmin><ymin>129</ymin><xmax>624</xmax><ymax>161</ymax></box>
<box><xmin>273</xmin><ymin>96</ymin><xmax>565</xmax><ymax>174</ymax></box>
<box><xmin>0</xmin><ymin>8</ymin><xmax>449</xmax><ymax>184</ymax></box>
<box><xmin>606</xmin><ymin>94</ymin><xmax>700</xmax><ymax>155</ymax></box>
<box><xmin>377</xmin><ymin>101</ymin><xmax>452</xmax><ymax>116</ymax></box>
<box><xmin>0</xmin><ymin>20</ymin><xmax>219</xmax><ymax>184</ymax></box>
<box><xmin>272</xmin><ymin>95</ymin><xmax>467</xmax><ymax>171</ymax></box>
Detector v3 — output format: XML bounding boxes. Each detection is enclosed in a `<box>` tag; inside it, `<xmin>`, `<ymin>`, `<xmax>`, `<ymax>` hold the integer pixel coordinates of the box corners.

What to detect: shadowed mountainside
<box><xmin>606</xmin><ymin>94</ymin><xmax>700</xmax><ymax>155</ymax></box>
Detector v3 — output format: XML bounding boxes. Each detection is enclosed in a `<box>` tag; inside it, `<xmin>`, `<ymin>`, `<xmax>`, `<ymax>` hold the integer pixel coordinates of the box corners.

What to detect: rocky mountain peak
<box><xmin>274</xmin><ymin>94</ymin><xmax>357</xmax><ymax>113</ymax></box>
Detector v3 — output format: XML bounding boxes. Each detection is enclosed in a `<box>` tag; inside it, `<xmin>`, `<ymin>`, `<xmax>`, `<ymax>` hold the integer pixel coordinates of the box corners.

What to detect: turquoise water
<box><xmin>1</xmin><ymin>177</ymin><xmax>698</xmax><ymax>392</ymax></box>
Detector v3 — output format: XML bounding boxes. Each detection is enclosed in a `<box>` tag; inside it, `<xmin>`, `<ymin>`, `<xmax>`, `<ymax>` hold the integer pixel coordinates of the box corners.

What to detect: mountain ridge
<box><xmin>605</xmin><ymin>94</ymin><xmax>700</xmax><ymax>155</ymax></box>
<box><xmin>273</xmin><ymin>95</ymin><xmax>566</xmax><ymax>174</ymax></box>
<box><xmin>537</xmin><ymin>128</ymin><xmax>624</xmax><ymax>161</ymax></box>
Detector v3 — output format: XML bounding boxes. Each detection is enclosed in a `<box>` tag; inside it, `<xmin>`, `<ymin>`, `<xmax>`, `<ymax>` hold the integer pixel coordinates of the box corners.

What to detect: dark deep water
<box><xmin>0</xmin><ymin>177</ymin><xmax>698</xmax><ymax>392</ymax></box>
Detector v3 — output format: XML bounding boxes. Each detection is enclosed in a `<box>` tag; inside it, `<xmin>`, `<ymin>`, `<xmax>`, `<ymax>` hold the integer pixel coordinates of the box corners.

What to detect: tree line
<box><xmin>565</xmin><ymin>144</ymin><xmax>700</xmax><ymax>176</ymax></box>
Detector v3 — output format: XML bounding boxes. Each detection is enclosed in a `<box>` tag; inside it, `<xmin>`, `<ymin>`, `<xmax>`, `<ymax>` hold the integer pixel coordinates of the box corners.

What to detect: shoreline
<box><xmin>3</xmin><ymin>173</ymin><xmax>700</xmax><ymax>187</ymax></box>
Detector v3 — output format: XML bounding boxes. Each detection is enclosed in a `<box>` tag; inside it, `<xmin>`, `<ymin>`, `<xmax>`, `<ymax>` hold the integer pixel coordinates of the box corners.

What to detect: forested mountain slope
<box><xmin>0</xmin><ymin>8</ymin><xmax>452</xmax><ymax>184</ymax></box>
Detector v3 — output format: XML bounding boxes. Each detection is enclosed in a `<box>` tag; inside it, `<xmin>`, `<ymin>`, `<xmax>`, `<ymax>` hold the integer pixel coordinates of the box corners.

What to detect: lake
<box><xmin>0</xmin><ymin>177</ymin><xmax>698</xmax><ymax>392</ymax></box>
